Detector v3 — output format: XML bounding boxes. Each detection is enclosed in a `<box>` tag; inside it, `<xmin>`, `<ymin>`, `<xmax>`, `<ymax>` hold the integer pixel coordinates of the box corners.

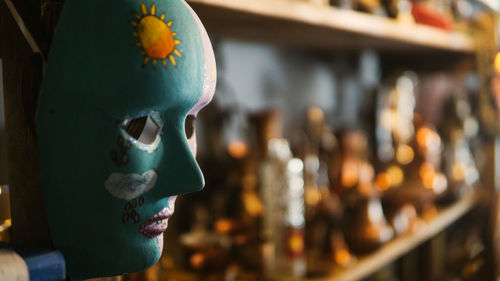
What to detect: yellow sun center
<box><xmin>138</xmin><ymin>16</ymin><xmax>174</xmax><ymax>59</ymax></box>
<box><xmin>131</xmin><ymin>3</ymin><xmax>182</xmax><ymax>69</ymax></box>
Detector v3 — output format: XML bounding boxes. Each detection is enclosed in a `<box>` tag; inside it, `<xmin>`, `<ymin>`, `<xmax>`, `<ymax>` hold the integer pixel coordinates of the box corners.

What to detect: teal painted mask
<box><xmin>36</xmin><ymin>0</ymin><xmax>216</xmax><ymax>279</ymax></box>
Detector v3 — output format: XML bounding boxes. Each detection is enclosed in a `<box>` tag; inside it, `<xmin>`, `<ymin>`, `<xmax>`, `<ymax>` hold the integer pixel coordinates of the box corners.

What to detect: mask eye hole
<box><xmin>123</xmin><ymin>115</ymin><xmax>160</xmax><ymax>145</ymax></box>
<box><xmin>185</xmin><ymin>115</ymin><xmax>195</xmax><ymax>140</ymax></box>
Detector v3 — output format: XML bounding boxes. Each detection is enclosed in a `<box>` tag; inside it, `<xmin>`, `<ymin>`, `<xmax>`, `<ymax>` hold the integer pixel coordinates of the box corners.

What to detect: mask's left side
<box><xmin>36</xmin><ymin>0</ymin><xmax>212</xmax><ymax>279</ymax></box>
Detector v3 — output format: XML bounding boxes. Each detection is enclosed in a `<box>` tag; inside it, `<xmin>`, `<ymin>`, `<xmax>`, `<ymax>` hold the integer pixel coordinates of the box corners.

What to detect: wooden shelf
<box><xmin>309</xmin><ymin>193</ymin><xmax>478</xmax><ymax>281</ymax></box>
<box><xmin>187</xmin><ymin>0</ymin><xmax>476</xmax><ymax>53</ymax></box>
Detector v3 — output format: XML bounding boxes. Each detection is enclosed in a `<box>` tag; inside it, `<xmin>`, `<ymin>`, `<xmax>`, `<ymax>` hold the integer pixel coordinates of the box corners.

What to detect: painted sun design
<box><xmin>131</xmin><ymin>3</ymin><xmax>182</xmax><ymax>69</ymax></box>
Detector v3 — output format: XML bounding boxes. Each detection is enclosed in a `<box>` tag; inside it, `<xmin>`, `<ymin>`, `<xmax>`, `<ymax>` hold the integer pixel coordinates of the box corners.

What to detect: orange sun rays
<box><xmin>131</xmin><ymin>3</ymin><xmax>182</xmax><ymax>70</ymax></box>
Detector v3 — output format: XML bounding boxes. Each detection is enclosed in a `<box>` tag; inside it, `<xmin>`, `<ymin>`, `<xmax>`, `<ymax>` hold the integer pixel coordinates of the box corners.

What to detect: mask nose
<box><xmin>152</xmin><ymin>123</ymin><xmax>204</xmax><ymax>198</ymax></box>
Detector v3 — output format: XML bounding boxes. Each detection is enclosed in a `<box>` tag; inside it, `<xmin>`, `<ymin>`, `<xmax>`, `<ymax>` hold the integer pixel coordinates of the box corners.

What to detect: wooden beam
<box><xmin>0</xmin><ymin>0</ymin><xmax>52</xmax><ymax>248</ymax></box>
<box><xmin>187</xmin><ymin>0</ymin><xmax>475</xmax><ymax>53</ymax></box>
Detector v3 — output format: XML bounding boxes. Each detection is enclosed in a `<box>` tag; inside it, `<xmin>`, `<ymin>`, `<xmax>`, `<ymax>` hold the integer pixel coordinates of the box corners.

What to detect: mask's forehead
<box><xmin>42</xmin><ymin>0</ymin><xmax>205</xmax><ymax>118</ymax></box>
<box><xmin>182</xmin><ymin>1</ymin><xmax>216</xmax><ymax>117</ymax></box>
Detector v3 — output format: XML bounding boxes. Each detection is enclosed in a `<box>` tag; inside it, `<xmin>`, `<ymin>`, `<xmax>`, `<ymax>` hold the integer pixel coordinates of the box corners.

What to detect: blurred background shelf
<box><xmin>1</xmin><ymin>1</ymin><xmax>497</xmax><ymax>281</ymax></box>
<box><xmin>187</xmin><ymin>0</ymin><xmax>476</xmax><ymax>53</ymax></box>
<box><xmin>310</xmin><ymin>192</ymin><xmax>479</xmax><ymax>281</ymax></box>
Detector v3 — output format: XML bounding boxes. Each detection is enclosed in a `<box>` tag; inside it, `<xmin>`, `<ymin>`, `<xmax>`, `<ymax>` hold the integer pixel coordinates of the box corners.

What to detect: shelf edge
<box><xmin>313</xmin><ymin>193</ymin><xmax>478</xmax><ymax>281</ymax></box>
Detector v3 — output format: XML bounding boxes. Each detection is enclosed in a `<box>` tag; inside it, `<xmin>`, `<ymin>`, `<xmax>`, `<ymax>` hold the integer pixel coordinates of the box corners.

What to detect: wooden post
<box><xmin>0</xmin><ymin>0</ymin><xmax>52</xmax><ymax>248</ymax></box>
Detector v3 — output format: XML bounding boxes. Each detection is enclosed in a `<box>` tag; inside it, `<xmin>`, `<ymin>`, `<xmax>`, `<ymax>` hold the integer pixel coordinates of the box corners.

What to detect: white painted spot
<box><xmin>104</xmin><ymin>170</ymin><xmax>158</xmax><ymax>200</ymax></box>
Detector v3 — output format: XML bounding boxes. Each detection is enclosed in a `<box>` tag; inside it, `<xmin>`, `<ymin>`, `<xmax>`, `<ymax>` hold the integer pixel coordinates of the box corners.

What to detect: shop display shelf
<box><xmin>309</xmin><ymin>192</ymin><xmax>478</xmax><ymax>281</ymax></box>
<box><xmin>187</xmin><ymin>0</ymin><xmax>475</xmax><ymax>53</ymax></box>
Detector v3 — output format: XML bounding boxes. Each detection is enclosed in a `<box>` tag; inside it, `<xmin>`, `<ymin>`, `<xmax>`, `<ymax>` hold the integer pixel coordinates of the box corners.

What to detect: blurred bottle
<box><xmin>375</xmin><ymin>71</ymin><xmax>418</xmax><ymax>193</ymax></box>
<box><xmin>440</xmin><ymin>94</ymin><xmax>479</xmax><ymax>203</ymax></box>
<box><xmin>301</xmin><ymin>108</ymin><xmax>357</xmax><ymax>267</ymax></box>
<box><xmin>415</xmin><ymin>123</ymin><xmax>447</xmax><ymax>197</ymax></box>
<box><xmin>332</xmin><ymin>130</ymin><xmax>394</xmax><ymax>254</ymax></box>
<box><xmin>374</xmin><ymin>72</ymin><xmax>425</xmax><ymax>236</ymax></box>
<box><xmin>304</xmin><ymin>107</ymin><xmax>325</xmax><ymax>220</ymax></box>
<box><xmin>383</xmin><ymin>123</ymin><xmax>445</xmax><ymax>221</ymax></box>
<box><xmin>260</xmin><ymin>139</ymin><xmax>306</xmax><ymax>280</ymax></box>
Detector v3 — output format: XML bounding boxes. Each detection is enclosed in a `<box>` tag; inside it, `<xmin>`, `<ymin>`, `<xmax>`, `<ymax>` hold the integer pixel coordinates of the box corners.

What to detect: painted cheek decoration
<box><xmin>104</xmin><ymin>169</ymin><xmax>158</xmax><ymax>200</ymax></box>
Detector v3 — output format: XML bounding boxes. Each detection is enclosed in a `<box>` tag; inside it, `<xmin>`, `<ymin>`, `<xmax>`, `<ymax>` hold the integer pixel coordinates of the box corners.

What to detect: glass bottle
<box><xmin>261</xmin><ymin>139</ymin><xmax>306</xmax><ymax>280</ymax></box>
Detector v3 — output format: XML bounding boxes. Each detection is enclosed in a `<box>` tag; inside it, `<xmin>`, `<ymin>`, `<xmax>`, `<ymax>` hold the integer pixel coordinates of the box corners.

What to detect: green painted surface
<box><xmin>37</xmin><ymin>0</ymin><xmax>206</xmax><ymax>278</ymax></box>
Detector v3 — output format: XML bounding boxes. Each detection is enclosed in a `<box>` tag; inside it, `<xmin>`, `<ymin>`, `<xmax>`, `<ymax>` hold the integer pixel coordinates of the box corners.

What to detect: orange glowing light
<box><xmin>0</xmin><ymin>219</ymin><xmax>11</xmax><ymax>233</ymax></box>
<box><xmin>305</xmin><ymin>188</ymin><xmax>322</xmax><ymax>206</ymax></box>
<box><xmin>416</xmin><ymin>127</ymin><xmax>433</xmax><ymax>147</ymax></box>
<box><xmin>341</xmin><ymin>159</ymin><xmax>358</xmax><ymax>188</ymax></box>
<box><xmin>420</xmin><ymin>163</ymin><xmax>436</xmax><ymax>189</ymax></box>
<box><xmin>215</xmin><ymin>219</ymin><xmax>233</xmax><ymax>234</ymax></box>
<box><xmin>189</xmin><ymin>253</ymin><xmax>206</xmax><ymax>269</ymax></box>
<box><xmin>387</xmin><ymin>165</ymin><xmax>404</xmax><ymax>187</ymax></box>
<box><xmin>396</xmin><ymin>144</ymin><xmax>414</xmax><ymax>165</ymax></box>
<box><xmin>307</xmin><ymin>107</ymin><xmax>324</xmax><ymax>123</ymax></box>
<box><xmin>228</xmin><ymin>140</ymin><xmax>248</xmax><ymax>159</ymax></box>
<box><xmin>375</xmin><ymin>173</ymin><xmax>391</xmax><ymax>191</ymax></box>
<box><xmin>495</xmin><ymin>53</ymin><xmax>500</xmax><ymax>73</ymax></box>
<box><xmin>357</xmin><ymin>181</ymin><xmax>374</xmax><ymax>196</ymax></box>
<box><xmin>289</xmin><ymin>234</ymin><xmax>304</xmax><ymax>254</ymax></box>
<box><xmin>422</xmin><ymin>205</ymin><xmax>438</xmax><ymax>221</ymax></box>
<box><xmin>242</xmin><ymin>190</ymin><xmax>262</xmax><ymax>217</ymax></box>
<box><xmin>334</xmin><ymin>249</ymin><xmax>353</xmax><ymax>266</ymax></box>
<box><xmin>452</xmin><ymin>163</ymin><xmax>466</xmax><ymax>181</ymax></box>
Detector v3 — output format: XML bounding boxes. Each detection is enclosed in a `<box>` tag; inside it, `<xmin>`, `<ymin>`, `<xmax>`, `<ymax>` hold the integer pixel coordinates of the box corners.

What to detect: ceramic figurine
<box><xmin>36</xmin><ymin>0</ymin><xmax>216</xmax><ymax>279</ymax></box>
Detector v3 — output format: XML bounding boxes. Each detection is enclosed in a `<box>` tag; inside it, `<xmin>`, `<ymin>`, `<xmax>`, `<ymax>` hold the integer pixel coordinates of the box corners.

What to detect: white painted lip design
<box><xmin>104</xmin><ymin>169</ymin><xmax>158</xmax><ymax>200</ymax></box>
<box><xmin>139</xmin><ymin>197</ymin><xmax>176</xmax><ymax>238</ymax></box>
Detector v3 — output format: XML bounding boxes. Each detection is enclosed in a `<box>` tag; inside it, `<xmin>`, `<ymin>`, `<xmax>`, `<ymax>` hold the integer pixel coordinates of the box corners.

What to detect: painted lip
<box><xmin>139</xmin><ymin>207</ymin><xmax>172</xmax><ymax>238</ymax></box>
<box><xmin>139</xmin><ymin>197</ymin><xmax>176</xmax><ymax>238</ymax></box>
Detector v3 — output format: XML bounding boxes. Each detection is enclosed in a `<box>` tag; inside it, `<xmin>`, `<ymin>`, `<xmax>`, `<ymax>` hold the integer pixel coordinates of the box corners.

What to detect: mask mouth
<box><xmin>139</xmin><ymin>198</ymin><xmax>176</xmax><ymax>239</ymax></box>
<box><xmin>121</xmin><ymin>111</ymin><xmax>163</xmax><ymax>153</ymax></box>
